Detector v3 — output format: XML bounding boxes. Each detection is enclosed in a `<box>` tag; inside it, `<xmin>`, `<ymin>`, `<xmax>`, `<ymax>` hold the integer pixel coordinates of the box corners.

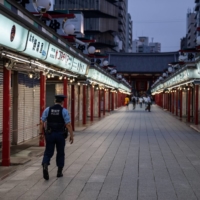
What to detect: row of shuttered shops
<box><xmin>0</xmin><ymin>69</ymin><xmax>125</xmax><ymax>147</ymax></box>
<box><xmin>0</xmin><ymin>2</ymin><xmax>130</xmax><ymax>152</ymax></box>
<box><xmin>151</xmin><ymin>58</ymin><xmax>200</xmax><ymax>125</ymax></box>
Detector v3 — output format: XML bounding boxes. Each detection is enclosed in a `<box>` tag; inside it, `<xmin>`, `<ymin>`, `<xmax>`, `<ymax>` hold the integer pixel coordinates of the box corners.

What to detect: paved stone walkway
<box><xmin>1</xmin><ymin>104</ymin><xmax>200</xmax><ymax>200</ymax></box>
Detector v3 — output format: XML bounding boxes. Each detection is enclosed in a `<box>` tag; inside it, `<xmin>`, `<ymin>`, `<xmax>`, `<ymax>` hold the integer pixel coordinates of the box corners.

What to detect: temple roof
<box><xmin>107</xmin><ymin>52</ymin><xmax>179</xmax><ymax>73</ymax></box>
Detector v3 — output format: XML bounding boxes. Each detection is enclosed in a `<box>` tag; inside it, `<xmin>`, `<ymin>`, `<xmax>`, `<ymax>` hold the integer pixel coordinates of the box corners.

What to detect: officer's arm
<box><xmin>66</xmin><ymin>123</ymin><xmax>74</xmax><ymax>144</ymax></box>
<box><xmin>39</xmin><ymin>107</ymin><xmax>49</xmax><ymax>139</ymax></box>
<box><xmin>63</xmin><ymin>109</ymin><xmax>74</xmax><ymax>144</ymax></box>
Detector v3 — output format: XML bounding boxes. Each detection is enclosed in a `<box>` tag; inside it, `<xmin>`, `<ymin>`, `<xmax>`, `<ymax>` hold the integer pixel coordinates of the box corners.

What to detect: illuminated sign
<box><xmin>45</xmin><ymin>44</ymin><xmax>73</xmax><ymax>69</ymax></box>
<box><xmin>23</xmin><ymin>31</ymin><xmax>49</xmax><ymax>60</ymax></box>
<box><xmin>0</xmin><ymin>14</ymin><xmax>28</xmax><ymax>51</ymax></box>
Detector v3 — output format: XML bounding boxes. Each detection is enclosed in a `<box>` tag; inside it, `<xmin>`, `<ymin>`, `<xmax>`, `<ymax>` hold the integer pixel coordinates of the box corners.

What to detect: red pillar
<box><xmin>180</xmin><ymin>90</ymin><xmax>182</xmax><ymax>119</ymax></box>
<box><xmin>90</xmin><ymin>86</ymin><xmax>94</xmax><ymax>121</ymax></box>
<box><xmin>167</xmin><ymin>93</ymin><xmax>169</xmax><ymax>110</ymax></box>
<box><xmin>39</xmin><ymin>72</ymin><xmax>46</xmax><ymax>147</ymax></box>
<box><xmin>176</xmin><ymin>91</ymin><xmax>178</xmax><ymax>116</ymax></box>
<box><xmin>63</xmin><ymin>78</ymin><xmax>67</xmax><ymax>108</ymax></box>
<box><xmin>83</xmin><ymin>85</ymin><xmax>86</xmax><ymax>124</ymax></box>
<box><xmin>195</xmin><ymin>85</ymin><xmax>199</xmax><ymax>125</ymax></box>
<box><xmin>117</xmin><ymin>92</ymin><xmax>119</xmax><ymax>107</ymax></box>
<box><xmin>2</xmin><ymin>67</ymin><xmax>11</xmax><ymax>166</ymax></box>
<box><xmin>172</xmin><ymin>92</ymin><xmax>174</xmax><ymax>114</ymax></box>
<box><xmin>108</xmin><ymin>89</ymin><xmax>110</xmax><ymax>112</ymax></box>
<box><xmin>111</xmin><ymin>92</ymin><xmax>114</xmax><ymax>111</ymax></box>
<box><xmin>187</xmin><ymin>89</ymin><xmax>191</xmax><ymax>122</ymax></box>
<box><xmin>98</xmin><ymin>89</ymin><xmax>101</xmax><ymax>118</ymax></box>
<box><xmin>71</xmin><ymin>85</ymin><xmax>75</xmax><ymax>131</ymax></box>
<box><xmin>103</xmin><ymin>90</ymin><xmax>106</xmax><ymax>115</ymax></box>
<box><xmin>169</xmin><ymin>93</ymin><xmax>171</xmax><ymax>112</ymax></box>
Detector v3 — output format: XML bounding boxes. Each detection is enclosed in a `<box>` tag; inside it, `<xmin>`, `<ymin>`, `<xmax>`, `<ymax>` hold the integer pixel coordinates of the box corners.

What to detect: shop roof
<box><xmin>107</xmin><ymin>52</ymin><xmax>179</xmax><ymax>73</ymax></box>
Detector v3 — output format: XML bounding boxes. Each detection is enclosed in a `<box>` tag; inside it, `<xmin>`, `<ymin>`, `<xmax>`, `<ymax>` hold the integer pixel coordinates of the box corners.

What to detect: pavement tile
<box><xmin>1</xmin><ymin>105</ymin><xmax>200</xmax><ymax>199</ymax></box>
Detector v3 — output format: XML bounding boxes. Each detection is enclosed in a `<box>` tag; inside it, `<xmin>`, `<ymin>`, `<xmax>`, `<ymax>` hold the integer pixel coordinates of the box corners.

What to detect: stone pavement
<box><xmin>1</xmin><ymin>104</ymin><xmax>200</xmax><ymax>200</ymax></box>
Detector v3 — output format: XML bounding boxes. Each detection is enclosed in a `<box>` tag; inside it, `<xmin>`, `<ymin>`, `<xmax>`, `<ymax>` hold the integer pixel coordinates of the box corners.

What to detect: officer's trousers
<box><xmin>42</xmin><ymin>132</ymin><xmax>66</xmax><ymax>167</ymax></box>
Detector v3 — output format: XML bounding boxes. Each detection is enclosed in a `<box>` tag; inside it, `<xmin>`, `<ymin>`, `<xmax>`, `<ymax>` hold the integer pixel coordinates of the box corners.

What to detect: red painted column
<box><xmin>2</xmin><ymin>67</ymin><xmax>11</xmax><ymax>166</ymax></box>
<box><xmin>195</xmin><ymin>85</ymin><xmax>199</xmax><ymax>125</ymax></box>
<box><xmin>176</xmin><ymin>91</ymin><xmax>178</xmax><ymax>116</ymax></box>
<box><xmin>187</xmin><ymin>89</ymin><xmax>191</xmax><ymax>122</ymax></box>
<box><xmin>90</xmin><ymin>86</ymin><xmax>94</xmax><ymax>121</ymax></box>
<box><xmin>172</xmin><ymin>92</ymin><xmax>174</xmax><ymax>114</ymax></box>
<box><xmin>180</xmin><ymin>90</ymin><xmax>182</xmax><ymax>119</ymax></box>
<box><xmin>103</xmin><ymin>90</ymin><xmax>106</xmax><ymax>115</ymax></box>
<box><xmin>83</xmin><ymin>85</ymin><xmax>86</xmax><ymax>124</ymax></box>
<box><xmin>111</xmin><ymin>92</ymin><xmax>114</xmax><ymax>111</ymax></box>
<box><xmin>167</xmin><ymin>93</ymin><xmax>169</xmax><ymax>109</ymax></box>
<box><xmin>117</xmin><ymin>92</ymin><xmax>119</xmax><ymax>107</ymax></box>
<box><xmin>39</xmin><ymin>72</ymin><xmax>46</xmax><ymax>147</ymax></box>
<box><xmin>71</xmin><ymin>85</ymin><xmax>75</xmax><ymax>131</ymax></box>
<box><xmin>115</xmin><ymin>92</ymin><xmax>117</xmax><ymax>109</ymax></box>
<box><xmin>63</xmin><ymin>78</ymin><xmax>67</xmax><ymax>108</ymax></box>
<box><xmin>108</xmin><ymin>89</ymin><xmax>110</xmax><ymax>112</ymax></box>
<box><xmin>98</xmin><ymin>89</ymin><xmax>101</xmax><ymax>118</ymax></box>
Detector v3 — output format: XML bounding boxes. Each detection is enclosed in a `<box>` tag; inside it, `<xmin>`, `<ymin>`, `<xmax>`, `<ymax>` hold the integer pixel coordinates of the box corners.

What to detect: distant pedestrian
<box><xmin>39</xmin><ymin>95</ymin><xmax>74</xmax><ymax>180</ymax></box>
<box><xmin>125</xmin><ymin>95</ymin><xmax>130</xmax><ymax>110</ymax></box>
<box><xmin>131</xmin><ymin>95</ymin><xmax>136</xmax><ymax>110</ymax></box>
<box><xmin>139</xmin><ymin>97</ymin><xmax>143</xmax><ymax>108</ymax></box>
<box><xmin>145</xmin><ymin>96</ymin><xmax>152</xmax><ymax>112</ymax></box>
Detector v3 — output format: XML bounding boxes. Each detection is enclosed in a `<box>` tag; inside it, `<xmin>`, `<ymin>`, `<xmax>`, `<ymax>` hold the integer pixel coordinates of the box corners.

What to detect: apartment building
<box><xmin>54</xmin><ymin>0</ymin><xmax>128</xmax><ymax>53</ymax></box>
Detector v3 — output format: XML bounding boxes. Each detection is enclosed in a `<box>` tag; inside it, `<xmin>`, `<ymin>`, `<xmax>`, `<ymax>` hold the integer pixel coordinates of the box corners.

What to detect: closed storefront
<box><xmin>0</xmin><ymin>72</ymin><xmax>3</xmax><ymax>145</ymax></box>
<box><xmin>17</xmin><ymin>73</ymin><xmax>40</xmax><ymax>144</ymax></box>
<box><xmin>0</xmin><ymin>71</ymin><xmax>13</xmax><ymax>146</ymax></box>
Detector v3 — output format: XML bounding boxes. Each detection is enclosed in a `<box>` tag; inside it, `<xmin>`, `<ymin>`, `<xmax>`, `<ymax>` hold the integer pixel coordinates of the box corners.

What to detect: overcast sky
<box><xmin>128</xmin><ymin>0</ymin><xmax>194</xmax><ymax>52</ymax></box>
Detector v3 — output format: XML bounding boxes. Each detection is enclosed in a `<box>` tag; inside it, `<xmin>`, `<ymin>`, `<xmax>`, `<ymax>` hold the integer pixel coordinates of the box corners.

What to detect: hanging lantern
<box><xmin>63</xmin><ymin>24</ymin><xmax>75</xmax><ymax>35</ymax></box>
<box><xmin>103</xmin><ymin>60</ymin><xmax>109</xmax><ymax>66</ymax></box>
<box><xmin>88</xmin><ymin>46</ymin><xmax>96</xmax><ymax>54</ymax></box>
<box><xmin>168</xmin><ymin>66</ymin><xmax>173</xmax><ymax>73</ymax></box>
<box><xmin>33</xmin><ymin>0</ymin><xmax>51</xmax><ymax>13</ymax></box>
<box><xmin>162</xmin><ymin>72</ymin><xmax>167</xmax><ymax>77</ymax></box>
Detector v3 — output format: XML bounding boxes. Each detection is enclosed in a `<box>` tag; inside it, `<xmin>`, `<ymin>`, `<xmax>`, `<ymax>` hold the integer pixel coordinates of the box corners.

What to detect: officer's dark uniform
<box><xmin>41</xmin><ymin>95</ymin><xmax>70</xmax><ymax>180</ymax></box>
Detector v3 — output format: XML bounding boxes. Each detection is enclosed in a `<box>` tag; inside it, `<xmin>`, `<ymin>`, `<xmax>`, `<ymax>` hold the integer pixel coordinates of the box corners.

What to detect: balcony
<box><xmin>55</xmin><ymin>0</ymin><xmax>118</xmax><ymax>18</ymax></box>
<box><xmin>85</xmin><ymin>18</ymin><xmax>118</xmax><ymax>32</ymax></box>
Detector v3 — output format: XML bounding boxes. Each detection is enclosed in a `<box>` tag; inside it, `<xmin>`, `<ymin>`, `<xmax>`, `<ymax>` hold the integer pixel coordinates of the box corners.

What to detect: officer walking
<box><xmin>39</xmin><ymin>95</ymin><xmax>74</xmax><ymax>180</ymax></box>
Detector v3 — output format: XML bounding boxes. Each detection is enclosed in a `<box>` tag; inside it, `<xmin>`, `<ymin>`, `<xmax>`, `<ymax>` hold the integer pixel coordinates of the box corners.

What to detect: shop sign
<box><xmin>71</xmin><ymin>58</ymin><xmax>88</xmax><ymax>75</ymax></box>
<box><xmin>0</xmin><ymin>14</ymin><xmax>28</xmax><ymax>51</ymax></box>
<box><xmin>23</xmin><ymin>31</ymin><xmax>49</xmax><ymax>60</ymax></box>
<box><xmin>45</xmin><ymin>44</ymin><xmax>73</xmax><ymax>70</ymax></box>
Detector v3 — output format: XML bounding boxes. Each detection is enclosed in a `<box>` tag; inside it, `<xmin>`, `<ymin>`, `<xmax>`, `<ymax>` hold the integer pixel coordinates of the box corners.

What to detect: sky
<box><xmin>128</xmin><ymin>0</ymin><xmax>195</xmax><ymax>52</ymax></box>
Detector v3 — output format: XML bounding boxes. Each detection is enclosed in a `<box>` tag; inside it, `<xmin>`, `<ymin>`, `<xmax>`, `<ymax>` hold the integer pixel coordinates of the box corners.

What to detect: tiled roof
<box><xmin>108</xmin><ymin>52</ymin><xmax>179</xmax><ymax>73</ymax></box>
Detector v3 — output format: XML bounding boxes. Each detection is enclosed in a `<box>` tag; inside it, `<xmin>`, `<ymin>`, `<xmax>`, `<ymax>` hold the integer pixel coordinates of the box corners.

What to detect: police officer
<box><xmin>39</xmin><ymin>95</ymin><xmax>74</xmax><ymax>180</ymax></box>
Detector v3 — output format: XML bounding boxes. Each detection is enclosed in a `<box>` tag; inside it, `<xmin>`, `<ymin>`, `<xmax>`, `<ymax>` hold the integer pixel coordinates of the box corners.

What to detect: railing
<box><xmin>54</xmin><ymin>0</ymin><xmax>118</xmax><ymax>18</ymax></box>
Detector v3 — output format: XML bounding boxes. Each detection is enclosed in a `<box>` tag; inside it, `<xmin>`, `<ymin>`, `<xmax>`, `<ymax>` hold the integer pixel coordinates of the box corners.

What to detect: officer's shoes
<box><xmin>43</xmin><ymin>164</ymin><xmax>49</xmax><ymax>180</ymax></box>
<box><xmin>57</xmin><ymin>167</ymin><xmax>63</xmax><ymax>178</ymax></box>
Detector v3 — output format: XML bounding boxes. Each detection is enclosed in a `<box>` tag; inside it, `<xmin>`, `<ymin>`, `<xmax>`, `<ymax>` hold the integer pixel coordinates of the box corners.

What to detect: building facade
<box><xmin>53</xmin><ymin>0</ymin><xmax>128</xmax><ymax>53</ymax></box>
<box><xmin>132</xmin><ymin>37</ymin><xmax>161</xmax><ymax>53</ymax></box>
<box><xmin>125</xmin><ymin>13</ymin><xmax>133</xmax><ymax>52</ymax></box>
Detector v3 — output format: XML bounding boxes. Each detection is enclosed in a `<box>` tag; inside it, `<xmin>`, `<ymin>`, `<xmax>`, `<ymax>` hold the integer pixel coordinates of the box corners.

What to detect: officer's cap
<box><xmin>55</xmin><ymin>95</ymin><xmax>67</xmax><ymax>102</ymax></box>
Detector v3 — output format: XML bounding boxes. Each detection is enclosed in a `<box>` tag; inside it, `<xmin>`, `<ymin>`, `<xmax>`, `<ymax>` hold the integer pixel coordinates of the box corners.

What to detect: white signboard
<box><xmin>0</xmin><ymin>14</ymin><xmax>28</xmax><ymax>51</ymax></box>
<box><xmin>23</xmin><ymin>31</ymin><xmax>49</xmax><ymax>60</ymax></box>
